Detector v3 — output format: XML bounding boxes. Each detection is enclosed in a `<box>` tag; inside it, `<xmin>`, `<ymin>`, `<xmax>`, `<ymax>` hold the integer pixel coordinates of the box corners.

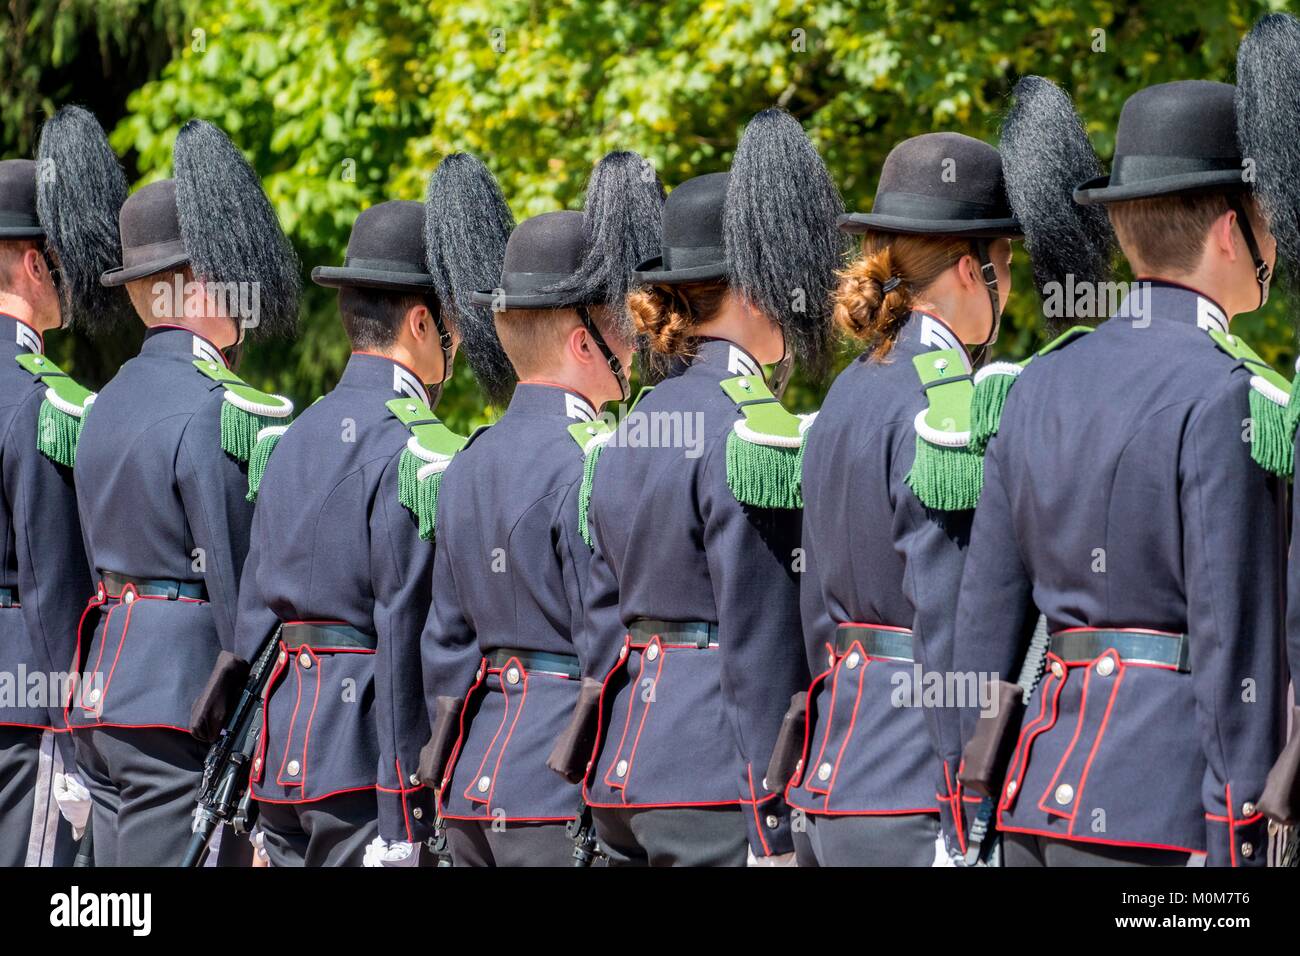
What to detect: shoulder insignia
<box><xmin>387</xmin><ymin>397</ymin><xmax>467</xmax><ymax>542</ymax></box>
<box><xmin>1208</xmin><ymin>329</ymin><xmax>1297</xmax><ymax>478</ymax></box>
<box><xmin>569</xmin><ymin>418</ymin><xmax>616</xmax><ymax>549</ymax></box>
<box><xmin>15</xmin><ymin>354</ymin><xmax>96</xmax><ymax>469</ymax></box>
<box><xmin>906</xmin><ymin>348</ymin><xmax>982</xmax><ymax>511</ymax></box>
<box><xmin>192</xmin><ymin>360</ymin><xmax>294</xmax><ymax>465</ymax></box>
<box><xmin>970</xmin><ymin>326</ymin><xmax>1092</xmax><ymax>454</ymax></box>
<box><xmin>720</xmin><ymin>374</ymin><xmax>805</xmax><ymax>510</ymax></box>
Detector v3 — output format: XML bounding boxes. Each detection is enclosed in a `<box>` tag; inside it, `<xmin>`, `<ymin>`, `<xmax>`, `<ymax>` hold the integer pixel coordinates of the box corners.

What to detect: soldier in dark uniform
<box><xmin>0</xmin><ymin>107</ymin><xmax>131</xmax><ymax>866</ymax></box>
<box><xmin>955</xmin><ymin>73</ymin><xmax>1289</xmax><ymax>866</ymax></box>
<box><xmin>72</xmin><ymin>120</ymin><xmax>300</xmax><ymax>866</ymax></box>
<box><xmin>561</xmin><ymin>110</ymin><xmax>843</xmax><ymax>866</ymax></box>
<box><xmin>789</xmin><ymin>80</ymin><xmax>1113</xmax><ymax>866</ymax></box>
<box><xmin>420</xmin><ymin>151</ymin><xmax>662</xmax><ymax>866</ymax></box>
<box><xmin>227</xmin><ymin>155</ymin><xmax>513</xmax><ymax>866</ymax></box>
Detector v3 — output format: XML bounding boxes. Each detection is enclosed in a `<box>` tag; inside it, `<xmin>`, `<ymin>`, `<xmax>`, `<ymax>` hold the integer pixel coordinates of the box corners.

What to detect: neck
<box><xmin>912</xmin><ymin>290</ymin><xmax>988</xmax><ymax>346</ymax></box>
<box><xmin>693</xmin><ymin>289</ymin><xmax>782</xmax><ymax>364</ymax></box>
<box><xmin>523</xmin><ymin>369</ymin><xmax>604</xmax><ymax>409</ymax></box>
<box><xmin>147</xmin><ymin>313</ymin><xmax>237</xmax><ymax>349</ymax></box>
<box><xmin>0</xmin><ymin>293</ymin><xmax>43</xmax><ymax>332</ymax></box>
<box><xmin>1140</xmin><ymin>271</ymin><xmax>1241</xmax><ymax>320</ymax></box>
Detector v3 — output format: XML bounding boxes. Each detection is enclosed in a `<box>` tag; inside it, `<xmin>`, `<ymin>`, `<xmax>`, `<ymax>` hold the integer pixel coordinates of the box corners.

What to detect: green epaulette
<box><xmin>1208</xmin><ymin>329</ymin><xmax>1299</xmax><ymax>478</ymax></box>
<box><xmin>905</xmin><ymin>348</ymin><xmax>982</xmax><ymax>511</ymax></box>
<box><xmin>192</xmin><ymin>359</ymin><xmax>295</xmax><ymax>470</ymax></box>
<box><xmin>388</xmin><ymin>397</ymin><xmax>466</xmax><ymax>541</ymax></box>
<box><xmin>720</xmin><ymin>375</ymin><xmax>810</xmax><ymax>510</ymax></box>
<box><xmin>569</xmin><ymin>417</ymin><xmax>616</xmax><ymax>549</ymax></box>
<box><xmin>969</xmin><ymin>326</ymin><xmax>1092</xmax><ymax>454</ymax></box>
<box><xmin>15</xmin><ymin>354</ymin><xmax>95</xmax><ymax>469</ymax></box>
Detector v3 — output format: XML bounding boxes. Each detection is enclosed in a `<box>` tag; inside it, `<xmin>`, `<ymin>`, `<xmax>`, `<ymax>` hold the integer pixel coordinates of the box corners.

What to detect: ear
<box><xmin>1214</xmin><ymin>208</ymin><xmax>1240</xmax><ymax>262</ymax></box>
<box><xmin>567</xmin><ymin>321</ymin><xmax>595</xmax><ymax>366</ymax></box>
<box><xmin>405</xmin><ymin>301</ymin><xmax>432</xmax><ymax>341</ymax></box>
<box><xmin>21</xmin><ymin>246</ymin><xmax>46</xmax><ymax>285</ymax></box>
<box><xmin>954</xmin><ymin>252</ymin><xmax>980</xmax><ymax>291</ymax></box>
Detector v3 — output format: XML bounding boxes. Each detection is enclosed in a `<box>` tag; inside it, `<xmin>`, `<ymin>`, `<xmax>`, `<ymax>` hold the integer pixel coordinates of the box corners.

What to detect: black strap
<box><xmin>100</xmin><ymin>572</ymin><xmax>207</xmax><ymax>601</ymax></box>
<box><xmin>767</xmin><ymin>349</ymin><xmax>794</xmax><ymax>400</ymax></box>
<box><xmin>970</xmin><ymin>239</ymin><xmax>1001</xmax><ymax>365</ymax></box>
<box><xmin>628</xmin><ymin>619</ymin><xmax>719</xmax><ymax>648</ymax></box>
<box><xmin>834</xmin><ymin>624</ymin><xmax>915</xmax><ymax>662</ymax></box>
<box><xmin>1048</xmin><ymin>629</ymin><xmax>1190</xmax><ymax>673</ymax></box>
<box><xmin>577</xmin><ymin>305</ymin><xmax>628</xmax><ymax>402</ymax></box>
<box><xmin>487</xmin><ymin>648</ymin><xmax>581</xmax><ymax>679</ymax></box>
<box><xmin>1226</xmin><ymin>194</ymin><xmax>1271</xmax><ymax>309</ymax></box>
<box><xmin>423</xmin><ymin>294</ymin><xmax>455</xmax><ymax>408</ymax></box>
<box><xmin>280</xmin><ymin>621</ymin><xmax>377</xmax><ymax>652</ymax></box>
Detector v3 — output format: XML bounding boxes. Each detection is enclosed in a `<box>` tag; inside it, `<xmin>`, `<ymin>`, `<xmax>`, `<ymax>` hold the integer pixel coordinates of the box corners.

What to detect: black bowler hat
<box><xmin>1074</xmin><ymin>81</ymin><xmax>1245</xmax><ymax>205</ymax></box>
<box><xmin>312</xmin><ymin>200</ymin><xmax>436</xmax><ymax>293</ymax></box>
<box><xmin>840</xmin><ymin>132</ymin><xmax>1022</xmax><ymax>237</ymax></box>
<box><xmin>0</xmin><ymin>160</ymin><xmax>43</xmax><ymax>239</ymax></box>
<box><xmin>470</xmin><ymin>210</ymin><xmax>594</xmax><ymax>309</ymax></box>
<box><xmin>631</xmin><ymin>172</ymin><xmax>729</xmax><ymax>284</ymax></box>
<box><xmin>99</xmin><ymin>180</ymin><xmax>190</xmax><ymax>286</ymax></box>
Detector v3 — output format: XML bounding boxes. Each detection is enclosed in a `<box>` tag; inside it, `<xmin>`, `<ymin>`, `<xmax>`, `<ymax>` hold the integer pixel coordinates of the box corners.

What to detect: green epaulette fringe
<box><xmin>1209</xmin><ymin>329</ymin><xmax>1298</xmax><ymax>478</ymax></box>
<box><xmin>246</xmin><ymin>425</ymin><xmax>289</xmax><ymax>502</ymax></box>
<box><xmin>568</xmin><ymin>419</ymin><xmax>616</xmax><ymax>548</ymax></box>
<box><xmin>15</xmin><ymin>354</ymin><xmax>95</xmax><ymax>469</ymax></box>
<box><xmin>905</xmin><ymin>348</ymin><xmax>983</xmax><ymax>511</ymax></box>
<box><xmin>388</xmin><ymin>397</ymin><xmax>466</xmax><ymax>541</ymax></box>
<box><xmin>193</xmin><ymin>359</ymin><xmax>294</xmax><ymax>465</ymax></box>
<box><xmin>720</xmin><ymin>375</ymin><xmax>808</xmax><ymax>510</ymax></box>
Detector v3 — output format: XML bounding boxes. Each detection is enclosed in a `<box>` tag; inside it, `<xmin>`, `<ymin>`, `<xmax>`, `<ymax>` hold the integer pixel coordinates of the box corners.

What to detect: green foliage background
<box><xmin>4</xmin><ymin>0</ymin><xmax>1298</xmax><ymax>429</ymax></box>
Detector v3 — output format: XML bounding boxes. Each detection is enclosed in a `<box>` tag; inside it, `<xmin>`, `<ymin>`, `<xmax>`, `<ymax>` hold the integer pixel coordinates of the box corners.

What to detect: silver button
<box><xmin>845</xmin><ymin>651</ymin><xmax>861</xmax><ymax>670</ymax></box>
<box><xmin>409</xmin><ymin>773</ymin><xmax>420</xmax><ymax>786</ymax></box>
<box><xmin>298</xmin><ymin>653</ymin><xmax>312</xmax><ymax>669</ymax></box>
<box><xmin>615</xmin><ymin>759</ymin><xmax>628</xmax><ymax>778</ymax></box>
<box><xmin>412</xmin><ymin>807</ymin><xmax>423</xmax><ymax>820</ymax></box>
<box><xmin>1050</xmin><ymin>661</ymin><xmax>1065</xmax><ymax>679</ymax></box>
<box><xmin>1006</xmin><ymin>779</ymin><xmax>1018</xmax><ymax>797</ymax></box>
<box><xmin>1241</xmin><ymin>841</ymin><xmax>1254</xmax><ymax>858</ymax></box>
<box><xmin>1095</xmin><ymin>657</ymin><xmax>1115</xmax><ymax>677</ymax></box>
<box><xmin>618</xmin><ymin>645</ymin><xmax>629</xmax><ymax>661</ymax></box>
<box><xmin>765</xmin><ymin>815</ymin><xmax>779</xmax><ymax>829</ymax></box>
<box><xmin>1054</xmin><ymin>784</ymin><xmax>1074</xmax><ymax>805</ymax></box>
<box><xmin>86</xmin><ymin>688</ymin><xmax>101</xmax><ymax>705</ymax></box>
<box><xmin>827</xmin><ymin>652</ymin><xmax>835</xmax><ymax>668</ymax></box>
<box><xmin>277</xmin><ymin>650</ymin><xmax>287</xmax><ymax>665</ymax></box>
<box><xmin>794</xmin><ymin>758</ymin><xmax>803</xmax><ymax>776</ymax></box>
<box><xmin>817</xmin><ymin>762</ymin><xmax>832</xmax><ymax>781</ymax></box>
<box><xmin>1243</xmin><ymin>802</ymin><xmax>1257</xmax><ymax>817</ymax></box>
<box><xmin>253</xmin><ymin>757</ymin><xmax>262</xmax><ymax>772</ymax></box>
<box><xmin>477</xmin><ymin>775</ymin><xmax>490</xmax><ymax>792</ymax></box>
<box><xmin>287</xmin><ymin>760</ymin><xmax>300</xmax><ymax>776</ymax></box>
<box><xmin>934</xmin><ymin>357</ymin><xmax>949</xmax><ymax>371</ymax></box>
<box><xmin>475</xmin><ymin>667</ymin><xmax>484</xmax><ymax>681</ymax></box>
<box><xmin>97</xmin><ymin>586</ymin><xmax>105</xmax><ymax>600</ymax></box>
<box><xmin>645</xmin><ymin>644</ymin><xmax>660</xmax><ymax>662</ymax></box>
<box><xmin>123</xmin><ymin>591</ymin><xmax>135</xmax><ymax>605</ymax></box>
<box><xmin>505</xmin><ymin>667</ymin><xmax>520</xmax><ymax>685</ymax></box>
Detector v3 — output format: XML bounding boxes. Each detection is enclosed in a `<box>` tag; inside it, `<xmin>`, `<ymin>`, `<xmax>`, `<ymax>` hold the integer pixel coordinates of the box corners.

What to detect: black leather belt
<box><xmin>101</xmin><ymin>571</ymin><xmax>207</xmax><ymax>601</ymax></box>
<box><xmin>0</xmin><ymin>586</ymin><xmax>18</xmax><ymax>608</ymax></box>
<box><xmin>280</xmin><ymin>622</ymin><xmax>377</xmax><ymax>651</ymax></box>
<box><xmin>1049</xmin><ymin>629</ymin><xmax>1190</xmax><ymax>672</ymax></box>
<box><xmin>487</xmin><ymin>648</ymin><xmax>580</xmax><ymax>679</ymax></box>
<box><xmin>834</xmin><ymin>624</ymin><xmax>915</xmax><ymax>662</ymax></box>
<box><xmin>628</xmin><ymin>619</ymin><xmax>719</xmax><ymax>648</ymax></box>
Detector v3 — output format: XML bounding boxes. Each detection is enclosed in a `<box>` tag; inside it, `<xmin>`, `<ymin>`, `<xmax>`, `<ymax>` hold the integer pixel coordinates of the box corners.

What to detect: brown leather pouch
<box><xmin>764</xmin><ymin>692</ymin><xmax>809</xmax><ymax>792</ymax></box>
<box><xmin>1259</xmin><ymin>708</ymin><xmax>1300</xmax><ymax>825</ymax></box>
<box><xmin>957</xmin><ymin>680</ymin><xmax>1025</xmax><ymax>799</ymax></box>
<box><xmin>416</xmin><ymin>695</ymin><xmax>464</xmax><ymax>787</ymax></box>
<box><xmin>546</xmin><ymin>677</ymin><xmax>604</xmax><ymax>784</ymax></box>
<box><xmin>188</xmin><ymin>650</ymin><xmax>250</xmax><ymax>743</ymax></box>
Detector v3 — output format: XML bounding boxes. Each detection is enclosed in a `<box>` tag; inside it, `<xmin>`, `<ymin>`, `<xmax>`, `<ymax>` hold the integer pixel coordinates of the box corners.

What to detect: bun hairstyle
<box><xmin>833</xmin><ymin>232</ymin><xmax>970</xmax><ymax>361</ymax></box>
<box><xmin>628</xmin><ymin>280</ymin><xmax>728</xmax><ymax>359</ymax></box>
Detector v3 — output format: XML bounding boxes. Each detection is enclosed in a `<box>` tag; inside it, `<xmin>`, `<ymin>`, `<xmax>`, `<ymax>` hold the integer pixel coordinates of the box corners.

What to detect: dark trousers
<box><xmin>792</xmin><ymin>811</ymin><xmax>939</xmax><ymax>867</ymax></box>
<box><xmin>76</xmin><ymin>726</ymin><xmax>250</xmax><ymax>867</ymax></box>
<box><xmin>444</xmin><ymin>818</ymin><xmax>577</xmax><ymax>867</ymax></box>
<box><xmin>1004</xmin><ymin>831</ymin><xmax>1192</xmax><ymax>867</ymax></box>
<box><xmin>257</xmin><ymin>791</ymin><xmax>379</xmax><ymax>867</ymax></box>
<box><xmin>0</xmin><ymin>727</ymin><xmax>74</xmax><ymax>866</ymax></box>
<box><xmin>591</xmin><ymin>806</ymin><xmax>748</xmax><ymax>867</ymax></box>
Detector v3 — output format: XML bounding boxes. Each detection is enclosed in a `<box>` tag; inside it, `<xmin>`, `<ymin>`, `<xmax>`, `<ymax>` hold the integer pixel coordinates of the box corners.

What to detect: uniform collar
<box><xmin>893</xmin><ymin>311</ymin><xmax>971</xmax><ymax>370</ymax></box>
<box><xmin>691</xmin><ymin>337</ymin><xmax>764</xmax><ymax>378</ymax></box>
<box><xmin>340</xmin><ymin>351</ymin><xmax>430</xmax><ymax>404</ymax></box>
<box><xmin>1116</xmin><ymin>280</ymin><xmax>1229</xmax><ymax>333</ymax></box>
<box><xmin>508</xmin><ymin>381</ymin><xmax>599</xmax><ymax>421</ymax></box>
<box><xmin>0</xmin><ymin>313</ymin><xmax>44</xmax><ymax>355</ymax></box>
<box><xmin>141</xmin><ymin>325</ymin><xmax>229</xmax><ymax>367</ymax></box>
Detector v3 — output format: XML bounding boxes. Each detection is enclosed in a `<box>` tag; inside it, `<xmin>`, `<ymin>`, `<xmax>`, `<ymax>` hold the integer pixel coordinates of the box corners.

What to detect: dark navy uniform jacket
<box><xmin>0</xmin><ymin>314</ymin><xmax>92</xmax><ymax>756</ymax></box>
<box><xmin>72</xmin><ymin>326</ymin><xmax>254</xmax><ymax>734</ymax></box>
<box><xmin>424</xmin><ymin>382</ymin><xmax>596</xmax><ymax>824</ymax></box>
<box><xmin>954</xmin><ymin>282</ymin><xmax>1285</xmax><ymax>866</ymax></box>
<box><xmin>582</xmin><ymin>337</ymin><xmax>808</xmax><ymax>857</ymax></box>
<box><xmin>235</xmin><ymin>352</ymin><xmax>434</xmax><ymax>845</ymax></box>
<box><xmin>794</xmin><ymin>312</ymin><xmax>973</xmax><ymax>845</ymax></box>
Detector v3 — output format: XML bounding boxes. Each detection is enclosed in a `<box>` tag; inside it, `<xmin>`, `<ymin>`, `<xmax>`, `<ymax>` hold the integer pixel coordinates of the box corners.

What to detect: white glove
<box><xmin>363</xmin><ymin>836</ymin><xmax>420</xmax><ymax>868</ymax></box>
<box><xmin>251</xmin><ymin>827</ymin><xmax>268</xmax><ymax>864</ymax></box>
<box><xmin>746</xmin><ymin>849</ymin><xmax>797</xmax><ymax>867</ymax></box>
<box><xmin>52</xmin><ymin>772</ymin><xmax>91</xmax><ymax>839</ymax></box>
<box><xmin>931</xmin><ymin>830</ymin><xmax>959</xmax><ymax>867</ymax></box>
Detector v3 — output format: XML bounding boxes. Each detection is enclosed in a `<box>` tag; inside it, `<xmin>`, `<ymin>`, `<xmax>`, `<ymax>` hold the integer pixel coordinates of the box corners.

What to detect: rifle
<box><xmin>72</xmin><ymin>817</ymin><xmax>94</xmax><ymax>868</ymax></box>
<box><xmin>180</xmin><ymin>628</ymin><xmax>281</xmax><ymax>867</ymax></box>
<box><xmin>427</xmin><ymin>804</ymin><xmax>454</xmax><ymax>867</ymax></box>
<box><xmin>566</xmin><ymin>798</ymin><xmax>602</xmax><ymax>867</ymax></box>
<box><xmin>963</xmin><ymin>613</ymin><xmax>1050</xmax><ymax>866</ymax></box>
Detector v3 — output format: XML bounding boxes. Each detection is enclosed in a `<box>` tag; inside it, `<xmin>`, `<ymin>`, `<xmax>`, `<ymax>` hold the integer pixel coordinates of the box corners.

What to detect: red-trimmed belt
<box><xmin>1049</xmin><ymin>628</ymin><xmax>1190</xmax><ymax>672</ymax></box>
<box><xmin>280</xmin><ymin>621</ymin><xmax>376</xmax><ymax>651</ymax></box>
<box><xmin>628</xmin><ymin>619</ymin><xmax>718</xmax><ymax>649</ymax></box>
